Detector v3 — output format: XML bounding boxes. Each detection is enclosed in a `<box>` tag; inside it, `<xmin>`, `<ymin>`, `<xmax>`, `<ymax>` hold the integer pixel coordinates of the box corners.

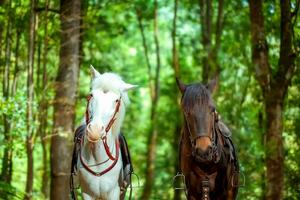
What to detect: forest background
<box><xmin>0</xmin><ymin>0</ymin><xmax>299</xmax><ymax>199</ymax></box>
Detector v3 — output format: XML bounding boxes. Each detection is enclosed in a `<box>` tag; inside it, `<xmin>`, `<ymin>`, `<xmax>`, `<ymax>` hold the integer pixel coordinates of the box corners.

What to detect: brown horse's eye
<box><xmin>211</xmin><ymin>107</ymin><xmax>216</xmax><ymax>113</ymax></box>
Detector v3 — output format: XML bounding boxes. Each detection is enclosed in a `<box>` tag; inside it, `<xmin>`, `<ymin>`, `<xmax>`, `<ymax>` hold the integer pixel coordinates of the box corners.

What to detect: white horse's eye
<box><xmin>115</xmin><ymin>99</ymin><xmax>119</xmax><ymax>103</ymax></box>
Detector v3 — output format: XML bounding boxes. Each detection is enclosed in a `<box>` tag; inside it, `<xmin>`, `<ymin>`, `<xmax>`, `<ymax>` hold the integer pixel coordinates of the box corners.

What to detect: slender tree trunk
<box><xmin>136</xmin><ymin>7</ymin><xmax>153</xmax><ymax>97</ymax></box>
<box><xmin>1</xmin><ymin>0</ymin><xmax>13</xmax><ymax>186</ymax></box>
<box><xmin>50</xmin><ymin>0</ymin><xmax>81</xmax><ymax>199</ymax></box>
<box><xmin>171</xmin><ymin>1</ymin><xmax>182</xmax><ymax>199</ymax></box>
<box><xmin>249</xmin><ymin>0</ymin><xmax>298</xmax><ymax>199</ymax></box>
<box><xmin>172</xmin><ymin>0</ymin><xmax>179</xmax><ymax>78</ymax></box>
<box><xmin>0</xmin><ymin>1</ymin><xmax>4</xmax><ymax>83</ymax></box>
<box><xmin>198</xmin><ymin>0</ymin><xmax>224</xmax><ymax>83</ymax></box>
<box><xmin>24</xmin><ymin>0</ymin><xmax>36</xmax><ymax>199</ymax></box>
<box><xmin>141</xmin><ymin>1</ymin><xmax>161</xmax><ymax>199</ymax></box>
<box><xmin>40</xmin><ymin>0</ymin><xmax>50</xmax><ymax>197</ymax></box>
<box><xmin>199</xmin><ymin>0</ymin><xmax>212</xmax><ymax>82</ymax></box>
<box><xmin>11</xmin><ymin>29</ymin><xmax>21</xmax><ymax>95</ymax></box>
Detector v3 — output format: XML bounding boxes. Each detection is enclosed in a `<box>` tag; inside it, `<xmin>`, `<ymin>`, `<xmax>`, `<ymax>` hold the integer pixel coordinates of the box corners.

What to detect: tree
<box><xmin>249</xmin><ymin>0</ymin><xmax>299</xmax><ymax>199</ymax></box>
<box><xmin>24</xmin><ymin>0</ymin><xmax>36</xmax><ymax>199</ymax></box>
<box><xmin>50</xmin><ymin>0</ymin><xmax>81</xmax><ymax>199</ymax></box>
<box><xmin>36</xmin><ymin>0</ymin><xmax>50</xmax><ymax>197</ymax></box>
<box><xmin>198</xmin><ymin>0</ymin><xmax>224</xmax><ymax>83</ymax></box>
<box><xmin>137</xmin><ymin>0</ymin><xmax>161</xmax><ymax>199</ymax></box>
<box><xmin>0</xmin><ymin>0</ymin><xmax>12</xmax><ymax>186</ymax></box>
<box><xmin>171</xmin><ymin>0</ymin><xmax>183</xmax><ymax>199</ymax></box>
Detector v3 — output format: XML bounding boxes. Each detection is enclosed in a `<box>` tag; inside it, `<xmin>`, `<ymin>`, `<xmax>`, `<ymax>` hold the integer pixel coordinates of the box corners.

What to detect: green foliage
<box><xmin>0</xmin><ymin>181</ymin><xmax>23</xmax><ymax>200</ymax></box>
<box><xmin>0</xmin><ymin>0</ymin><xmax>299</xmax><ymax>199</ymax></box>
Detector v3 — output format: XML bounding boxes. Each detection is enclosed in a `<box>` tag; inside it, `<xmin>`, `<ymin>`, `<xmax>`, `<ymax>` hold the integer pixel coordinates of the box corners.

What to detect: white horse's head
<box><xmin>85</xmin><ymin>66</ymin><xmax>137</xmax><ymax>142</ymax></box>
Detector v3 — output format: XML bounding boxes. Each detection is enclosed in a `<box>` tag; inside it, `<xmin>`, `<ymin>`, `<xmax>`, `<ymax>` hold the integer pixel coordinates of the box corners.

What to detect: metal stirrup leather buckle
<box><xmin>202</xmin><ymin>180</ymin><xmax>210</xmax><ymax>200</ymax></box>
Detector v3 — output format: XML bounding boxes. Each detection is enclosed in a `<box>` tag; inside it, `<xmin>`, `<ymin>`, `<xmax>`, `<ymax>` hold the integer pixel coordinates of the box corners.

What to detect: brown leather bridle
<box><xmin>183</xmin><ymin>110</ymin><xmax>221</xmax><ymax>164</ymax></box>
<box><xmin>80</xmin><ymin>93</ymin><xmax>122</xmax><ymax>176</ymax></box>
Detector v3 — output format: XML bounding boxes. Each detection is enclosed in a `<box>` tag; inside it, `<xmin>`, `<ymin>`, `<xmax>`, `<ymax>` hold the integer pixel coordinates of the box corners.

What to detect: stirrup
<box><xmin>130</xmin><ymin>172</ymin><xmax>142</xmax><ymax>189</ymax></box>
<box><xmin>231</xmin><ymin>171</ymin><xmax>245</xmax><ymax>187</ymax></box>
<box><xmin>173</xmin><ymin>172</ymin><xmax>187</xmax><ymax>190</ymax></box>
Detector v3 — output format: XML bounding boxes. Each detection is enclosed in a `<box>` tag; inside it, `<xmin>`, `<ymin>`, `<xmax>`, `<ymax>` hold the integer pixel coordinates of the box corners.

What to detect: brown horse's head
<box><xmin>176</xmin><ymin>78</ymin><xmax>217</xmax><ymax>162</ymax></box>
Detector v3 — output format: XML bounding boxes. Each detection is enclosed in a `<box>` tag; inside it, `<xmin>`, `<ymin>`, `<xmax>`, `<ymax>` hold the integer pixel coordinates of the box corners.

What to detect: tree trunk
<box><xmin>171</xmin><ymin>1</ymin><xmax>182</xmax><ymax>199</ymax></box>
<box><xmin>172</xmin><ymin>0</ymin><xmax>179</xmax><ymax>78</ymax></box>
<box><xmin>265</xmin><ymin>94</ymin><xmax>284</xmax><ymax>199</ymax></box>
<box><xmin>249</xmin><ymin>0</ymin><xmax>297</xmax><ymax>199</ymax></box>
<box><xmin>198</xmin><ymin>0</ymin><xmax>224</xmax><ymax>83</ymax></box>
<box><xmin>199</xmin><ymin>0</ymin><xmax>212</xmax><ymax>82</ymax></box>
<box><xmin>50</xmin><ymin>0</ymin><xmax>81</xmax><ymax>199</ymax></box>
<box><xmin>11</xmin><ymin>29</ymin><xmax>21</xmax><ymax>95</ymax></box>
<box><xmin>40</xmin><ymin>0</ymin><xmax>50</xmax><ymax>197</ymax></box>
<box><xmin>24</xmin><ymin>0</ymin><xmax>36</xmax><ymax>199</ymax></box>
<box><xmin>136</xmin><ymin>7</ymin><xmax>153</xmax><ymax>96</ymax></box>
<box><xmin>141</xmin><ymin>1</ymin><xmax>161</xmax><ymax>199</ymax></box>
<box><xmin>1</xmin><ymin>0</ymin><xmax>13</xmax><ymax>186</ymax></box>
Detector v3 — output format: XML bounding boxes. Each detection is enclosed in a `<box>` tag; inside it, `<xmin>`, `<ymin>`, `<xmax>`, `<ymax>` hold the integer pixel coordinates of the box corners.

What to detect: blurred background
<box><xmin>0</xmin><ymin>0</ymin><xmax>299</xmax><ymax>199</ymax></box>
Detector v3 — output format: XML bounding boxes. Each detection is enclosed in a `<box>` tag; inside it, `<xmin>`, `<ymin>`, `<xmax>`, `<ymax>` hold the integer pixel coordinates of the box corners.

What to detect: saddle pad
<box><xmin>217</xmin><ymin>121</ymin><xmax>232</xmax><ymax>138</ymax></box>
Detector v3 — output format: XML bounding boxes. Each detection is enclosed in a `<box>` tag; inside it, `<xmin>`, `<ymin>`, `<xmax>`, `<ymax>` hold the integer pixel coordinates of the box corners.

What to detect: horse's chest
<box><xmin>78</xmin><ymin>159</ymin><xmax>122</xmax><ymax>197</ymax></box>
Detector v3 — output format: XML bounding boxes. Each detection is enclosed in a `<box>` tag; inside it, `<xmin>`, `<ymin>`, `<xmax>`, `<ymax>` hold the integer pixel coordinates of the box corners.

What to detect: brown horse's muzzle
<box><xmin>192</xmin><ymin>137</ymin><xmax>219</xmax><ymax>164</ymax></box>
<box><xmin>194</xmin><ymin>136</ymin><xmax>212</xmax><ymax>151</ymax></box>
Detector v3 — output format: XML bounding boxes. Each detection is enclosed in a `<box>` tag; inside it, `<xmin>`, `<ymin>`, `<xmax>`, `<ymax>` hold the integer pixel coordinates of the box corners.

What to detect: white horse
<box><xmin>77</xmin><ymin>66</ymin><xmax>136</xmax><ymax>200</ymax></box>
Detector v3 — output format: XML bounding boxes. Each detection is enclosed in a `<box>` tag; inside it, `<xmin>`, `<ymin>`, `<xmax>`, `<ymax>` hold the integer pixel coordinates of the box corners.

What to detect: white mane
<box><xmin>91</xmin><ymin>72</ymin><xmax>130</xmax><ymax>106</ymax></box>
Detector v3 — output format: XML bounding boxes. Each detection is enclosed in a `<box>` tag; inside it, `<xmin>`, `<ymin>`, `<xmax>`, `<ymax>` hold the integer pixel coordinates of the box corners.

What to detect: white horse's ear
<box><xmin>122</xmin><ymin>83</ymin><xmax>138</xmax><ymax>92</ymax></box>
<box><xmin>90</xmin><ymin>65</ymin><xmax>101</xmax><ymax>79</ymax></box>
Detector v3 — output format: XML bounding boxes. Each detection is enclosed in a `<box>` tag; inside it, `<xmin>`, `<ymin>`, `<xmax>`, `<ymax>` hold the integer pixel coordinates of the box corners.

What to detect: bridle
<box><xmin>79</xmin><ymin>93</ymin><xmax>122</xmax><ymax>176</ymax></box>
<box><xmin>183</xmin><ymin>109</ymin><xmax>221</xmax><ymax>164</ymax></box>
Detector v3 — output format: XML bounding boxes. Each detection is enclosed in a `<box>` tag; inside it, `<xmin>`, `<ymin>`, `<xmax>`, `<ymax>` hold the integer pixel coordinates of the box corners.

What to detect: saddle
<box><xmin>70</xmin><ymin>125</ymin><xmax>133</xmax><ymax>200</ymax></box>
<box><xmin>216</xmin><ymin>120</ymin><xmax>239</xmax><ymax>177</ymax></box>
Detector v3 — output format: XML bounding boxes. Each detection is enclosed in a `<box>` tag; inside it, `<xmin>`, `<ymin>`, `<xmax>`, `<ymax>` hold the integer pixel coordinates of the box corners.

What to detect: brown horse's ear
<box><xmin>176</xmin><ymin>77</ymin><xmax>186</xmax><ymax>93</ymax></box>
<box><xmin>207</xmin><ymin>77</ymin><xmax>217</xmax><ymax>93</ymax></box>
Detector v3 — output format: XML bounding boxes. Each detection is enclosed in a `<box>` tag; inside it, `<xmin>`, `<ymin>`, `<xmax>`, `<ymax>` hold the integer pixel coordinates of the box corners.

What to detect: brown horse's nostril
<box><xmin>196</xmin><ymin>147</ymin><xmax>206</xmax><ymax>155</ymax></box>
<box><xmin>195</xmin><ymin>137</ymin><xmax>212</xmax><ymax>151</ymax></box>
<box><xmin>196</xmin><ymin>145</ymin><xmax>212</xmax><ymax>153</ymax></box>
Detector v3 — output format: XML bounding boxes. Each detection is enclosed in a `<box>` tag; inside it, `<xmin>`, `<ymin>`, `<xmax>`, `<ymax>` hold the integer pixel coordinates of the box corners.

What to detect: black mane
<box><xmin>182</xmin><ymin>83</ymin><xmax>213</xmax><ymax>112</ymax></box>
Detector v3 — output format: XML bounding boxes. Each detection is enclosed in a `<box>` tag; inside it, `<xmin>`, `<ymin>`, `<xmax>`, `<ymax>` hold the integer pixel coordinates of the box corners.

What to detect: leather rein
<box><xmin>79</xmin><ymin>93</ymin><xmax>122</xmax><ymax>176</ymax></box>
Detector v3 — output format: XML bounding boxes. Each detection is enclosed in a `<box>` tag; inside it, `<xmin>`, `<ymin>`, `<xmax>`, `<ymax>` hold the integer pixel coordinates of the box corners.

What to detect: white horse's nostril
<box><xmin>87</xmin><ymin>123</ymin><xmax>103</xmax><ymax>142</ymax></box>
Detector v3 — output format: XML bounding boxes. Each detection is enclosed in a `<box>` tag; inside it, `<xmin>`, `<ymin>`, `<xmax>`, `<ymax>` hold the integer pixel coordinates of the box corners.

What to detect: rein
<box><xmin>79</xmin><ymin>138</ymin><xmax>120</xmax><ymax>176</ymax></box>
<box><xmin>80</xmin><ymin>93</ymin><xmax>122</xmax><ymax>176</ymax></box>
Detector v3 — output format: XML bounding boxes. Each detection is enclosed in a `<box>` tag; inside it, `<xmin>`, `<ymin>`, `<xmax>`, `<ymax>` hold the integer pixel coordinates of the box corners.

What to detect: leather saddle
<box><xmin>216</xmin><ymin>120</ymin><xmax>240</xmax><ymax>187</ymax></box>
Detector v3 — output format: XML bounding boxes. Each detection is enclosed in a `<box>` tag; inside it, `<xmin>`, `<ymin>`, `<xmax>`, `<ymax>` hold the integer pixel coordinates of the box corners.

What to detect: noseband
<box><xmin>79</xmin><ymin>93</ymin><xmax>122</xmax><ymax>176</ymax></box>
<box><xmin>85</xmin><ymin>93</ymin><xmax>122</xmax><ymax>134</ymax></box>
<box><xmin>184</xmin><ymin>110</ymin><xmax>221</xmax><ymax>164</ymax></box>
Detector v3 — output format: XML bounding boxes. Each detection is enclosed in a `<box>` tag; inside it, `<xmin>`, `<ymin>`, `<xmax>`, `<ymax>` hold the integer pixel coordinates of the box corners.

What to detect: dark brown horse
<box><xmin>176</xmin><ymin>78</ymin><xmax>240</xmax><ymax>200</ymax></box>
